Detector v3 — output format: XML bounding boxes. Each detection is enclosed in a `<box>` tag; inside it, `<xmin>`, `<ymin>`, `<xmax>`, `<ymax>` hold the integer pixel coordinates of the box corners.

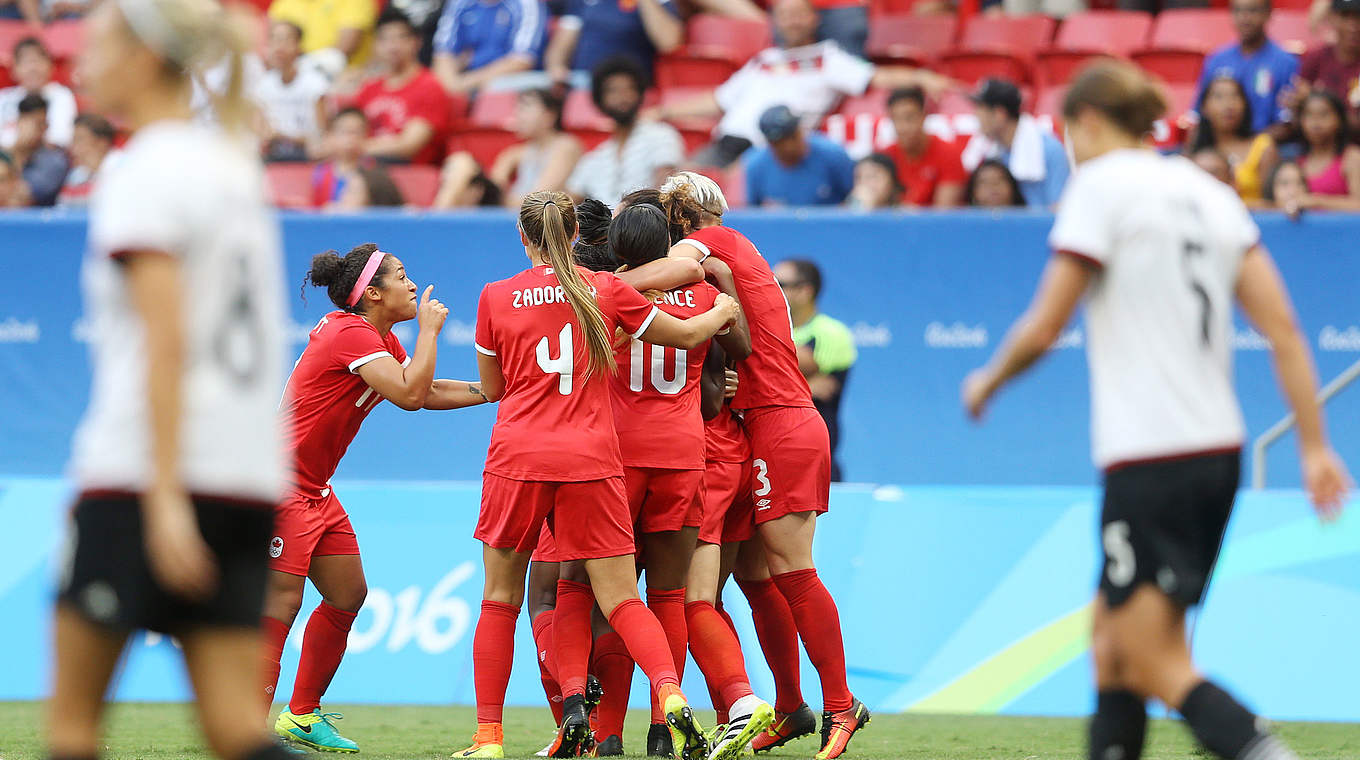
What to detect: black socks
<box><xmin>1089</xmin><ymin>690</ymin><xmax>1147</xmax><ymax>760</ymax></box>
<box><xmin>1179</xmin><ymin>680</ymin><xmax>1297</xmax><ymax>760</ymax></box>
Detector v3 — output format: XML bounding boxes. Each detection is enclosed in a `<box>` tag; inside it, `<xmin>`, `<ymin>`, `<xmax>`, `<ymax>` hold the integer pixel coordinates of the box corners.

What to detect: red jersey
<box><xmin>476</xmin><ymin>265</ymin><xmax>660</xmax><ymax>481</ymax></box>
<box><xmin>352</xmin><ymin>68</ymin><xmax>452</xmax><ymax>165</ymax></box>
<box><xmin>282</xmin><ymin>312</ymin><xmax>409</xmax><ymax>493</ymax></box>
<box><xmin>884</xmin><ymin>135</ymin><xmax>966</xmax><ymax>207</ymax></box>
<box><xmin>609</xmin><ymin>282</ymin><xmax>720</xmax><ymax>470</ymax></box>
<box><xmin>705</xmin><ymin>406</ymin><xmax>751</xmax><ymax>464</ymax></box>
<box><xmin>682</xmin><ymin>225</ymin><xmax>813</xmax><ymax>411</ymax></box>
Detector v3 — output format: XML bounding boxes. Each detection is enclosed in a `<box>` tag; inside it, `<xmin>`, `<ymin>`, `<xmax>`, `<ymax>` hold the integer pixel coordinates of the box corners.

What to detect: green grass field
<box><xmin>2</xmin><ymin>703</ymin><xmax>1359</xmax><ymax>760</ymax></box>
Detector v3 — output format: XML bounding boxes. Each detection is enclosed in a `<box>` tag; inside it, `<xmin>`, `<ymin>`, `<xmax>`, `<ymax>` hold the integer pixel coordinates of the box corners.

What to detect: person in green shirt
<box><xmin>774</xmin><ymin>258</ymin><xmax>857</xmax><ymax>482</ymax></box>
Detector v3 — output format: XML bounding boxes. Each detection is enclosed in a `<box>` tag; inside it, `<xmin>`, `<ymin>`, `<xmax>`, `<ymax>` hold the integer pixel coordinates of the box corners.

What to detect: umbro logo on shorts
<box><xmin>757</xmin><ymin>499</ymin><xmax>772</xmax><ymax>510</ymax></box>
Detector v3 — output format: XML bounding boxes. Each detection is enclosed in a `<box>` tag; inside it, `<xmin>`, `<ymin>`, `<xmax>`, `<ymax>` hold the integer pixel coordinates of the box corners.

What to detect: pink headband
<box><xmin>346</xmin><ymin>251</ymin><xmax>387</xmax><ymax>307</ymax></box>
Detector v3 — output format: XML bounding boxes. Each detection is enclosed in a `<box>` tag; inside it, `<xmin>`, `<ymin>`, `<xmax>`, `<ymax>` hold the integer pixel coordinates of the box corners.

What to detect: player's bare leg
<box><xmin>757</xmin><ymin>513</ymin><xmax>865</xmax><ymax>759</ymax></box>
<box><xmin>1097</xmin><ymin>586</ymin><xmax>1300</xmax><ymax>760</ymax></box>
<box><xmin>47</xmin><ymin>606</ymin><xmax>129</xmax><ymax>759</ymax></box>
<box><xmin>182</xmin><ymin>626</ymin><xmax>298</xmax><ymax>760</ymax></box>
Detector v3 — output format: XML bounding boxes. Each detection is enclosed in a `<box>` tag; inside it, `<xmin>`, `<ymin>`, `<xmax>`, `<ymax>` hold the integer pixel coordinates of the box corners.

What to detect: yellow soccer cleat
<box><xmin>275</xmin><ymin>709</ymin><xmax>359</xmax><ymax>753</ymax></box>
<box><xmin>455</xmin><ymin>723</ymin><xmax>505</xmax><ymax>758</ymax></box>
<box><xmin>662</xmin><ymin>689</ymin><xmax>710</xmax><ymax>760</ymax></box>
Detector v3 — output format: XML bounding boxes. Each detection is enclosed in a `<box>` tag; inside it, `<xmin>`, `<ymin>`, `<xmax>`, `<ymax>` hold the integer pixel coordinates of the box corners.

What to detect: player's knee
<box><xmin>264</xmin><ymin>578</ymin><xmax>305</xmax><ymax>624</ymax></box>
<box><xmin>328</xmin><ymin>580</ymin><xmax>367</xmax><ymax>613</ymax></box>
<box><xmin>1089</xmin><ymin>622</ymin><xmax>1123</xmax><ymax>688</ymax></box>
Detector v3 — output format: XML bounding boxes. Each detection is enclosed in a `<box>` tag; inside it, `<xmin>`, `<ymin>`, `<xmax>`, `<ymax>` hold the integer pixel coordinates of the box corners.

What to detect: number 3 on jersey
<box><xmin>537</xmin><ymin>324</ymin><xmax>574</xmax><ymax>395</ymax></box>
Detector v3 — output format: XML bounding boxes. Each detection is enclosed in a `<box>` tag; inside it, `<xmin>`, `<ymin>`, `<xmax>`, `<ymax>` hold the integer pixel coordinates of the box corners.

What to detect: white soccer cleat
<box><xmin>711</xmin><ymin>695</ymin><xmax>776</xmax><ymax>760</ymax></box>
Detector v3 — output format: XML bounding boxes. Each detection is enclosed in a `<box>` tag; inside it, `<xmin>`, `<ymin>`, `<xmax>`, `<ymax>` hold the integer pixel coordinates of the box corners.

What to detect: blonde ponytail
<box><xmin>519</xmin><ymin>191</ymin><xmax>617</xmax><ymax>379</ymax></box>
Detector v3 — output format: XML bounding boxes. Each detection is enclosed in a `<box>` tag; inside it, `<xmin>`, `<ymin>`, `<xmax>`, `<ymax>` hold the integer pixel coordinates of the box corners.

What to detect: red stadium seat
<box><xmin>836</xmin><ymin>88</ymin><xmax>890</xmax><ymax>120</ymax></box>
<box><xmin>446</xmin><ymin>127</ymin><xmax>519</xmax><ymax>169</ymax></box>
<box><xmin>42</xmin><ymin>20</ymin><xmax>83</xmax><ymax>63</ymax></box>
<box><xmin>563</xmin><ymin>89</ymin><xmax>613</xmax><ymax>132</ymax></box>
<box><xmin>865</xmin><ymin>14</ymin><xmax>958</xmax><ymax>66</ymax></box>
<box><xmin>469</xmin><ymin>91</ymin><xmax>518</xmax><ymax>129</ymax></box>
<box><xmin>1268</xmin><ymin>10</ymin><xmax>1323</xmax><ymax>55</ymax></box>
<box><xmin>1133</xmin><ymin>9</ymin><xmax>1235</xmax><ymax>83</ymax></box>
<box><xmin>0</xmin><ymin>20</ymin><xmax>32</xmax><ymax>64</ymax></box>
<box><xmin>265</xmin><ymin>163</ymin><xmax>315</xmax><ymax>209</ymax></box>
<box><xmin>0</xmin><ymin>63</ymin><xmax>11</xmax><ymax>88</ymax></box>
<box><xmin>678</xmin><ymin>127</ymin><xmax>711</xmax><ymax>154</ymax></box>
<box><xmin>659</xmin><ymin>86</ymin><xmax>719</xmax><ymax>133</ymax></box>
<box><xmin>655</xmin><ymin>55</ymin><xmax>741</xmax><ymax>90</ymax></box>
<box><xmin>656</xmin><ymin>14</ymin><xmax>770</xmax><ymax>90</ymax></box>
<box><xmin>387</xmin><ymin>165</ymin><xmax>440</xmax><ymax>207</ymax></box>
<box><xmin>938</xmin><ymin>15</ymin><xmax>1058</xmax><ymax>85</ymax></box>
<box><xmin>1035</xmin><ymin>11</ymin><xmax>1152</xmax><ymax>87</ymax></box>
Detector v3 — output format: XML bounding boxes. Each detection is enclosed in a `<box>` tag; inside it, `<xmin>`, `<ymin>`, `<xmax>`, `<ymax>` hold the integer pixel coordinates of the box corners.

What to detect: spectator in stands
<box><xmin>1263</xmin><ymin>158</ymin><xmax>1308</xmax><ymax>215</ymax></box>
<box><xmin>431</xmin><ymin>0</ymin><xmax>546</xmax><ymax>94</ymax></box>
<box><xmin>775</xmin><ymin>258</ymin><xmax>856</xmax><ymax>481</ymax></box>
<box><xmin>352</xmin><ymin>8</ymin><xmax>453</xmax><ymax>165</ymax></box>
<box><xmin>270</xmin><ymin>0</ymin><xmax>377</xmax><ymax>71</ymax></box>
<box><xmin>808</xmin><ymin>0</ymin><xmax>867</xmax><ymax>57</ymax></box>
<box><xmin>0</xmin><ymin>39</ymin><xmax>77</xmax><ymax>150</ymax></box>
<box><xmin>1196</xmin><ymin>0</ymin><xmax>1299</xmax><ymax>134</ymax></box>
<box><xmin>1297</xmin><ymin>0</ymin><xmax>1360</xmax><ymax>113</ymax></box>
<box><xmin>883</xmin><ymin>86</ymin><xmax>965</xmax><ymax>208</ymax></box>
<box><xmin>1002</xmin><ymin>0</ymin><xmax>1083</xmax><ymax>19</ymax></box>
<box><xmin>1186</xmin><ymin>75</ymin><xmax>1278</xmax><ymax>201</ymax></box>
<box><xmin>255</xmin><ymin>20</ymin><xmax>330</xmax><ymax>161</ymax></box>
<box><xmin>543</xmin><ymin>0</ymin><xmax>682</xmax><ymax>87</ymax></box>
<box><xmin>0</xmin><ymin>152</ymin><xmax>22</xmax><ymax>207</ymax></box>
<box><xmin>434</xmin><ymin>88</ymin><xmax>581</xmax><ymax>208</ymax></box>
<box><xmin>846</xmin><ymin>152</ymin><xmax>904</xmax><ymax>210</ymax></box>
<box><xmin>9</xmin><ymin>94</ymin><xmax>67</xmax><ymax>206</ymax></box>
<box><xmin>964</xmin><ymin>159</ymin><xmax>1025</xmax><ymax>208</ymax></box>
<box><xmin>312</xmin><ymin>107</ymin><xmax>374</xmax><ymax>206</ymax></box>
<box><xmin>58</xmin><ymin>114</ymin><xmax>117</xmax><ymax>206</ymax></box>
<box><xmin>657</xmin><ymin>0</ymin><xmax>949</xmax><ymax>168</ymax></box>
<box><xmin>0</xmin><ymin>0</ymin><xmax>40</xmax><ymax>26</ymax></box>
<box><xmin>1191</xmin><ymin>147</ymin><xmax>1236</xmax><ymax>185</ymax></box>
<box><xmin>1293</xmin><ymin>90</ymin><xmax>1360</xmax><ymax>208</ymax></box>
<box><xmin>745</xmin><ymin>104</ymin><xmax>854</xmax><ymax>206</ymax></box>
<box><xmin>329</xmin><ymin>165</ymin><xmax>407</xmax><ymax>210</ymax></box>
<box><xmin>566</xmin><ymin>56</ymin><xmax>683</xmax><ymax>205</ymax></box>
<box><xmin>962</xmin><ymin>79</ymin><xmax>1069</xmax><ymax>208</ymax></box>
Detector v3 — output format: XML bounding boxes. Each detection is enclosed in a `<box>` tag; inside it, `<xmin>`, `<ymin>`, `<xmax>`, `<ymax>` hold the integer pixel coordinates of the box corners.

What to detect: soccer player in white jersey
<box><xmin>50</xmin><ymin>1</ymin><xmax>296</xmax><ymax>759</ymax></box>
<box><xmin>963</xmin><ymin>60</ymin><xmax>1351</xmax><ymax>760</ymax></box>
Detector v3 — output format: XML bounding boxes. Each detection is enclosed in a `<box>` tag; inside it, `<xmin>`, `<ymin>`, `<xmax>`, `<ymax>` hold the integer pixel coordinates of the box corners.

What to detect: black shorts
<box><xmin>57</xmin><ymin>493</ymin><xmax>274</xmax><ymax>633</ymax></box>
<box><xmin>1098</xmin><ymin>451</ymin><xmax>1240</xmax><ymax>609</ymax></box>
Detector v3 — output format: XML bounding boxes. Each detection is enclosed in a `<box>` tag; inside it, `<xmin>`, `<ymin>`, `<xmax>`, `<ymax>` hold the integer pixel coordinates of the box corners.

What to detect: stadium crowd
<box><xmin>0</xmin><ymin>0</ymin><xmax>1358</xmax><ymax>211</ymax></box>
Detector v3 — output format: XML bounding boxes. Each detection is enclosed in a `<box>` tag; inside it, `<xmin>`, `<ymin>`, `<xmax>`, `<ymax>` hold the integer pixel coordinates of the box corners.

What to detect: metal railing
<box><xmin>1251</xmin><ymin>357</ymin><xmax>1360</xmax><ymax>490</ymax></box>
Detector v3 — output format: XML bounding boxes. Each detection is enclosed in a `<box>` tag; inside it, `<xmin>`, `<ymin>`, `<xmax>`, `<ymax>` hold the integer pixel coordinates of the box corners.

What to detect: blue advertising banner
<box><xmin>1</xmin><ymin>210</ymin><xmax>1356</xmax><ymax>488</ymax></box>
<box><xmin>1</xmin><ymin>479</ymin><xmax>1357</xmax><ymax>721</ymax></box>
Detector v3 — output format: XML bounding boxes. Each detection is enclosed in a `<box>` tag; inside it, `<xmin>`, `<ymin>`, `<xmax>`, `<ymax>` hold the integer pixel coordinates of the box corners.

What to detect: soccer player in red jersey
<box><xmin>658</xmin><ymin>172</ymin><xmax>868</xmax><ymax>760</ymax></box>
<box><xmin>262</xmin><ymin>244</ymin><xmax>488</xmax><ymax>752</ymax></box>
<box><xmin>462</xmin><ymin>191</ymin><xmax>739</xmax><ymax>759</ymax></box>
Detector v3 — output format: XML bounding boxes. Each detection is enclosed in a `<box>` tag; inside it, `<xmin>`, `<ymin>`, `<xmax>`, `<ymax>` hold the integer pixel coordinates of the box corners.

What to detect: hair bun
<box><xmin>307</xmin><ymin>251</ymin><xmax>345</xmax><ymax>288</ymax></box>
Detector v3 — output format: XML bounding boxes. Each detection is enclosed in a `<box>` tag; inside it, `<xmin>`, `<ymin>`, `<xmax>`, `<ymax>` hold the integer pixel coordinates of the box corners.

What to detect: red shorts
<box><xmin>477</xmin><ymin>474</ymin><xmax>634</xmax><ymax>562</ymax></box>
<box><xmin>699</xmin><ymin>458</ymin><xmax>754</xmax><ymax>545</ymax></box>
<box><xmin>743</xmin><ymin>405</ymin><xmax>831</xmax><ymax>524</ymax></box>
<box><xmin>532</xmin><ymin>521</ymin><xmax>558</xmax><ymax>563</ymax></box>
<box><xmin>625</xmin><ymin>466</ymin><xmax>704</xmax><ymax>535</ymax></box>
<box><xmin>270</xmin><ymin>488</ymin><xmax>360</xmax><ymax>576</ymax></box>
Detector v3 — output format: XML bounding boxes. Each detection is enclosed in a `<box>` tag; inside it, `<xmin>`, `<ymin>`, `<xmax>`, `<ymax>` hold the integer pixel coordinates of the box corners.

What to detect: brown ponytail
<box><xmin>657</xmin><ymin>182</ymin><xmax>705</xmax><ymax>240</ymax></box>
<box><xmin>1062</xmin><ymin>60</ymin><xmax>1167</xmax><ymax>139</ymax></box>
<box><xmin>519</xmin><ymin>191</ymin><xmax>616</xmax><ymax>378</ymax></box>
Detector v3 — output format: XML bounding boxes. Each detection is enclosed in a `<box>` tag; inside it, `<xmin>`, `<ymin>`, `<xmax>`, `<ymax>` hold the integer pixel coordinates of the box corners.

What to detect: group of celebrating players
<box><xmin>264</xmin><ymin>173</ymin><xmax>865</xmax><ymax>760</ymax></box>
<box><xmin>46</xmin><ymin>0</ymin><xmax>1352</xmax><ymax>756</ymax></box>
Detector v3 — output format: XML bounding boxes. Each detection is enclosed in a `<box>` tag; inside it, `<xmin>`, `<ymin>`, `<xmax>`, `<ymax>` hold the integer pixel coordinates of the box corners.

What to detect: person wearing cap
<box><xmin>743</xmin><ymin>104</ymin><xmax>855</xmax><ymax>206</ymax></box>
<box><xmin>961</xmin><ymin>78</ymin><xmax>1070</xmax><ymax>209</ymax></box>
<box><xmin>1293</xmin><ymin>0</ymin><xmax>1360</xmax><ymax>129</ymax></box>
<box><xmin>1197</xmin><ymin>0</ymin><xmax>1299</xmax><ymax>134</ymax></box>
<box><xmin>656</xmin><ymin>0</ymin><xmax>950</xmax><ymax>168</ymax></box>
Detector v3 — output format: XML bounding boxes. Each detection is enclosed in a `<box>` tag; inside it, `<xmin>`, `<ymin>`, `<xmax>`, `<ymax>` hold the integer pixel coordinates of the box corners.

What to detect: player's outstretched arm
<box><xmin>357</xmin><ymin>286</ymin><xmax>448</xmax><ymax>411</ymax></box>
<box><xmin>1236</xmin><ymin>245</ymin><xmax>1351</xmax><ymax>518</ymax></box>
<box><xmin>616</xmin><ymin>257</ymin><xmax>705</xmax><ymax>292</ymax></box>
<box><xmin>477</xmin><ymin>353</ymin><xmax>507</xmax><ymax>403</ymax></box>
<box><xmin>423</xmin><ymin>380</ymin><xmax>492</xmax><ymax>410</ymax></box>
<box><xmin>639</xmin><ymin>293</ymin><xmax>741</xmax><ymax>350</ymax></box>
<box><xmin>963</xmin><ymin>254</ymin><xmax>1092</xmax><ymax>420</ymax></box>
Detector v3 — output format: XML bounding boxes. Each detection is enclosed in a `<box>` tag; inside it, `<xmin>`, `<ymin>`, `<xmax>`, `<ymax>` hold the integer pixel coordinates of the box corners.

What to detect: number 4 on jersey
<box><xmin>537</xmin><ymin>324</ymin><xmax>574</xmax><ymax>395</ymax></box>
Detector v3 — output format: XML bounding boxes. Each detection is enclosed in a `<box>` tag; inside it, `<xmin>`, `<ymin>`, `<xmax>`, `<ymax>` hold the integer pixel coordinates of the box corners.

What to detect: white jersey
<box><xmin>1049</xmin><ymin>149</ymin><xmax>1257</xmax><ymax>470</ymax></box>
<box><xmin>71</xmin><ymin>120</ymin><xmax>287</xmax><ymax>502</ymax></box>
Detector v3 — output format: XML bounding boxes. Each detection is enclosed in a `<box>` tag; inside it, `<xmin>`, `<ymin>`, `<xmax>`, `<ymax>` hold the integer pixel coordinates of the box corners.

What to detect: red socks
<box><xmin>645</xmin><ymin>587</ymin><xmax>688</xmax><ymax>722</ymax></box>
<box><xmin>288</xmin><ymin>602</ymin><xmax>357</xmax><ymax>715</ymax></box>
<box><xmin>554</xmin><ymin>579</ymin><xmax>595</xmax><ymax>698</ymax></box>
<box><xmin>261</xmin><ymin>615</ymin><xmax>290</xmax><ymax>709</ymax></box>
<box><xmin>737</xmin><ymin>577</ymin><xmax>804</xmax><ymax>714</ymax></box>
<box><xmin>771</xmin><ymin>569</ymin><xmax>852</xmax><ymax>713</ymax></box>
<box><xmin>472</xmin><ymin>600</ymin><xmax>520</xmax><ymax>724</ymax></box>
<box><xmin>591</xmin><ymin>631</ymin><xmax>633</xmax><ymax>740</ymax></box>
<box><xmin>686</xmin><ymin>601</ymin><xmax>754</xmax><ymax>710</ymax></box>
<box><xmin>531</xmin><ymin>611</ymin><xmax>564</xmax><ymax>726</ymax></box>
<box><xmin>607</xmin><ymin>598</ymin><xmax>681</xmax><ymax>696</ymax></box>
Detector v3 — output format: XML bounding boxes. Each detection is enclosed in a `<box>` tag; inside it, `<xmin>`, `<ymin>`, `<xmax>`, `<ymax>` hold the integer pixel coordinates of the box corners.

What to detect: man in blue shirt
<box><xmin>544</xmin><ymin>0</ymin><xmax>683</xmax><ymax>85</ymax></box>
<box><xmin>1195</xmin><ymin>0</ymin><xmax>1299</xmax><ymax>133</ymax></box>
<box><xmin>968</xmin><ymin>79</ymin><xmax>1069</xmax><ymax>208</ymax></box>
<box><xmin>431</xmin><ymin>0</ymin><xmax>547</xmax><ymax>93</ymax></box>
<box><xmin>744</xmin><ymin>104</ymin><xmax>855</xmax><ymax>206</ymax></box>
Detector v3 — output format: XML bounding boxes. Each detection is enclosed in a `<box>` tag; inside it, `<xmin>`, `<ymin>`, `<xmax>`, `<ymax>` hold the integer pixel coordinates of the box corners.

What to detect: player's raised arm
<box><xmin>1235</xmin><ymin>245</ymin><xmax>1352</xmax><ymax>517</ymax></box>
<box><xmin>355</xmin><ymin>284</ymin><xmax>446</xmax><ymax>410</ymax></box>
<box><xmin>616</xmin><ymin>256</ymin><xmax>705</xmax><ymax>292</ymax></box>
<box><xmin>963</xmin><ymin>254</ymin><xmax>1093</xmax><ymax>419</ymax></box>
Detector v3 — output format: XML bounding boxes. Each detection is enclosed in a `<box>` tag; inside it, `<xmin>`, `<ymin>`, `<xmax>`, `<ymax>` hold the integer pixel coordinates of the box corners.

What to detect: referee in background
<box><xmin>775</xmin><ymin>259</ymin><xmax>857</xmax><ymax>482</ymax></box>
